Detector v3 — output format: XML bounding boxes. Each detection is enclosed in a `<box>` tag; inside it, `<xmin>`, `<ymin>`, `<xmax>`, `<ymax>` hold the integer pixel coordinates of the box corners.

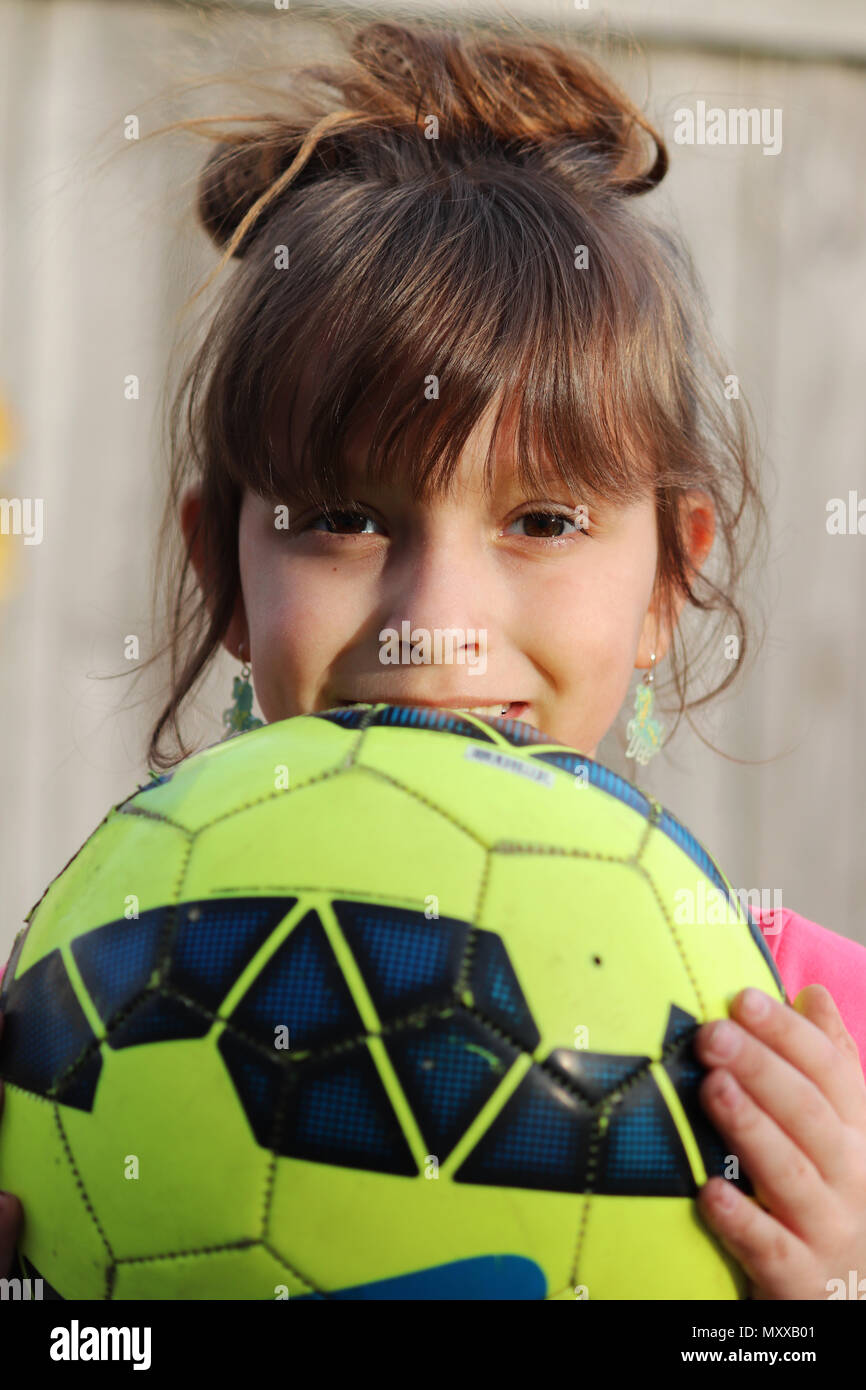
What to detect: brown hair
<box><xmin>132</xmin><ymin>17</ymin><xmax>768</xmax><ymax>770</ymax></box>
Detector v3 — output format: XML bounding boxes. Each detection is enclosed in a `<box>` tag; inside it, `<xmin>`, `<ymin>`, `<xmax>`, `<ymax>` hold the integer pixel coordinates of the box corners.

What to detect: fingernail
<box><xmin>741</xmin><ymin>988</ymin><xmax>770</xmax><ymax>1021</ymax></box>
<box><xmin>714</xmin><ymin>1071</ymin><xmax>738</xmax><ymax>1106</ymax></box>
<box><xmin>704</xmin><ymin>1020</ymin><xmax>739</xmax><ymax>1059</ymax></box>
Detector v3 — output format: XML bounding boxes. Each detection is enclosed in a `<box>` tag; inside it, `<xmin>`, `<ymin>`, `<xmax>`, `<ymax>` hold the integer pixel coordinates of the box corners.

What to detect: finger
<box><xmin>792</xmin><ymin>984</ymin><xmax>866</xmax><ymax>1107</ymax></box>
<box><xmin>698</xmin><ymin>1066</ymin><xmax>831</xmax><ymax>1245</ymax></box>
<box><xmin>697</xmin><ymin>1178</ymin><xmax>816</xmax><ymax>1300</ymax></box>
<box><xmin>695</xmin><ymin>1014</ymin><xmax>851</xmax><ymax>1189</ymax></box>
<box><xmin>733</xmin><ymin>987</ymin><xmax>865</xmax><ymax>1127</ymax></box>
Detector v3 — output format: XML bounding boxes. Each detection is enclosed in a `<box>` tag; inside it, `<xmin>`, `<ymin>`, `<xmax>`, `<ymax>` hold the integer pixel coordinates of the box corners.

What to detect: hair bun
<box><xmin>347</xmin><ymin>21</ymin><xmax>667</xmax><ymax>193</ymax></box>
<box><xmin>196</xmin><ymin>22</ymin><xmax>667</xmax><ymax>257</ymax></box>
<box><xmin>197</xmin><ymin>122</ymin><xmax>299</xmax><ymax>256</ymax></box>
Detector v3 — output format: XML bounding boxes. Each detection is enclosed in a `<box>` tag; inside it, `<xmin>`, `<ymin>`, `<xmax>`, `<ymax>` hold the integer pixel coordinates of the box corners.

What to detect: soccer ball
<box><xmin>0</xmin><ymin>704</ymin><xmax>785</xmax><ymax>1300</ymax></box>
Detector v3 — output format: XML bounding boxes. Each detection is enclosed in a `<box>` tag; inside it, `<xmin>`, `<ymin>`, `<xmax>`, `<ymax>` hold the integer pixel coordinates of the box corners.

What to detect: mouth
<box><xmin>332</xmin><ymin>698</ymin><xmax>531</xmax><ymax>722</ymax></box>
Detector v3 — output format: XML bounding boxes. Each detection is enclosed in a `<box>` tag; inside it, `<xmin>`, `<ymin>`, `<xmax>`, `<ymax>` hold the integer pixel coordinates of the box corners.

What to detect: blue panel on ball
<box><xmin>230</xmin><ymin>910</ymin><xmax>363</xmax><ymax>1052</ymax></box>
<box><xmin>218</xmin><ymin>1027</ymin><xmax>288</xmax><ymax>1150</ymax></box>
<box><xmin>546</xmin><ymin>1047</ymin><xmax>650</xmax><ymax>1104</ymax></box>
<box><xmin>71</xmin><ymin>910</ymin><xmax>165</xmax><ymax>1025</ymax></box>
<box><xmin>594</xmin><ymin>1069</ymin><xmax>695</xmax><ymax>1195</ymax></box>
<box><xmin>385</xmin><ymin>1010</ymin><xmax>519</xmax><ymax>1159</ymax></box>
<box><xmin>170</xmin><ymin>897</ymin><xmax>295</xmax><ymax>1012</ymax></box>
<box><xmin>294</xmin><ymin>1253</ymin><xmax>548</xmax><ymax>1300</ymax></box>
<box><xmin>333</xmin><ymin>900</ymin><xmax>468</xmax><ymax>1020</ymax></box>
<box><xmin>468</xmin><ymin>930</ymin><xmax>540</xmax><ymax>1050</ymax></box>
<box><xmin>0</xmin><ymin>949</ymin><xmax>99</xmax><ymax>1109</ymax></box>
<box><xmin>107</xmin><ymin>991</ymin><xmax>212</xmax><ymax>1049</ymax></box>
<box><xmin>278</xmin><ymin>1044</ymin><xmax>417</xmax><ymax>1175</ymax></box>
<box><xmin>454</xmin><ymin>1064</ymin><xmax>594</xmax><ymax>1191</ymax></box>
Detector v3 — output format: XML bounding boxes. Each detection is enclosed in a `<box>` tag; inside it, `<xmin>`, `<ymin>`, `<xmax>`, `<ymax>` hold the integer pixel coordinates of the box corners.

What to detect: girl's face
<box><xmin>183</xmin><ymin>411</ymin><xmax>714</xmax><ymax>758</ymax></box>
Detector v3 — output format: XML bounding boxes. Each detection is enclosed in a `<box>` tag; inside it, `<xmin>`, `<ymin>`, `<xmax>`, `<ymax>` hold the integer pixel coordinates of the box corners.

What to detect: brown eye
<box><xmin>309</xmin><ymin>509</ymin><xmax>382</xmax><ymax>535</ymax></box>
<box><xmin>508</xmin><ymin>510</ymin><xmax>581</xmax><ymax>540</ymax></box>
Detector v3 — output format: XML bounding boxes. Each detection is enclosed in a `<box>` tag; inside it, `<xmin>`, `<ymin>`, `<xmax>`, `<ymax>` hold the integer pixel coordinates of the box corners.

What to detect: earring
<box><xmin>625</xmin><ymin>651</ymin><xmax>665</xmax><ymax>766</ymax></box>
<box><xmin>222</xmin><ymin>643</ymin><xmax>265</xmax><ymax>738</ymax></box>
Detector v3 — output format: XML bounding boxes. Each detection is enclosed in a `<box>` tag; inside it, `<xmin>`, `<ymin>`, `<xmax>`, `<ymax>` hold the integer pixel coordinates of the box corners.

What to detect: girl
<box><xmin>2</xmin><ymin>18</ymin><xmax>865</xmax><ymax>1299</ymax></box>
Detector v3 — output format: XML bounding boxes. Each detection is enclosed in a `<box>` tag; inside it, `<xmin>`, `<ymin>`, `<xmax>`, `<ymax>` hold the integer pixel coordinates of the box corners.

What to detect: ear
<box><xmin>179</xmin><ymin>483</ymin><xmax>249</xmax><ymax>662</ymax></box>
<box><xmin>635</xmin><ymin>490</ymin><xmax>715</xmax><ymax>671</ymax></box>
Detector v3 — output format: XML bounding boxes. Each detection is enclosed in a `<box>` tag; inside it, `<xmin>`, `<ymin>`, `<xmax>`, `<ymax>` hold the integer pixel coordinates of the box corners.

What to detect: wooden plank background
<box><xmin>0</xmin><ymin>0</ymin><xmax>864</xmax><ymax>957</ymax></box>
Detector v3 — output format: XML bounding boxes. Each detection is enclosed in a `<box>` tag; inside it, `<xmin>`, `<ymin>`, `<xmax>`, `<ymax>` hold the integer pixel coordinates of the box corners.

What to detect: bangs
<box><xmin>205</xmin><ymin>166</ymin><xmax>686</xmax><ymax>516</ymax></box>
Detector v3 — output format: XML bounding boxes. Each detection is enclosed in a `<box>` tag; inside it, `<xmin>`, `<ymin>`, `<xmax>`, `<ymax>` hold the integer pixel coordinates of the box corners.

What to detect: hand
<box><xmin>0</xmin><ymin>1012</ymin><xmax>23</xmax><ymax>1276</ymax></box>
<box><xmin>694</xmin><ymin>984</ymin><xmax>866</xmax><ymax>1299</ymax></box>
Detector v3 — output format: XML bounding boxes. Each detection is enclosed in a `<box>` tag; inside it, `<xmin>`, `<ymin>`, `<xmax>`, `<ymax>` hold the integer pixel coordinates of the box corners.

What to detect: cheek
<box><xmin>526</xmin><ymin>563</ymin><xmax>650</xmax><ymax>749</ymax></box>
<box><xmin>241</xmin><ymin>557</ymin><xmax>363</xmax><ymax>715</ymax></box>
<box><xmin>530</xmin><ymin>570</ymin><xmax>644</xmax><ymax>679</ymax></box>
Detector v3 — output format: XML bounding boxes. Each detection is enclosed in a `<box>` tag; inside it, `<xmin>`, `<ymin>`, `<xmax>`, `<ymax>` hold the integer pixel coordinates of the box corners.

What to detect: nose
<box><xmin>377</xmin><ymin>526</ymin><xmax>493</xmax><ymax>667</ymax></box>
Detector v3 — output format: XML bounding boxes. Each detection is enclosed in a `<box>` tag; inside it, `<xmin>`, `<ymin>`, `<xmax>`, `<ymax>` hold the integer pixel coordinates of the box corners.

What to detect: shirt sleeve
<box><xmin>755</xmin><ymin>906</ymin><xmax>866</xmax><ymax>1081</ymax></box>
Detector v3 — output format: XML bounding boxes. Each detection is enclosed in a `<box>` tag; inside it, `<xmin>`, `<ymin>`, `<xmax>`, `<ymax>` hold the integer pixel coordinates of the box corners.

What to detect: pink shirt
<box><xmin>1</xmin><ymin>908</ymin><xmax>864</xmax><ymax>1076</ymax></box>
<box><xmin>755</xmin><ymin>906</ymin><xmax>866</xmax><ymax>1081</ymax></box>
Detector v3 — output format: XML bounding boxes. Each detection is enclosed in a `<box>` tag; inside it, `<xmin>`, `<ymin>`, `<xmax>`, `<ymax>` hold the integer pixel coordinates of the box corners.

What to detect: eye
<box><xmin>506</xmin><ymin>509</ymin><xmax>587</xmax><ymax>542</ymax></box>
<box><xmin>307</xmin><ymin>508</ymin><xmax>384</xmax><ymax>536</ymax></box>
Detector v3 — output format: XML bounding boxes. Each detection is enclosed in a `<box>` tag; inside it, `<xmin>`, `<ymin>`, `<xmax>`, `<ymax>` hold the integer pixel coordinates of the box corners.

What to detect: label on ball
<box><xmin>464</xmin><ymin>746</ymin><xmax>555</xmax><ymax>786</ymax></box>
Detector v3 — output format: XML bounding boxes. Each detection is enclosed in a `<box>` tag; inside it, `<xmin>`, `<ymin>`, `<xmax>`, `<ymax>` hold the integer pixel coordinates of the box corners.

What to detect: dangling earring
<box><xmin>222</xmin><ymin>643</ymin><xmax>265</xmax><ymax>738</ymax></box>
<box><xmin>625</xmin><ymin>651</ymin><xmax>665</xmax><ymax>766</ymax></box>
